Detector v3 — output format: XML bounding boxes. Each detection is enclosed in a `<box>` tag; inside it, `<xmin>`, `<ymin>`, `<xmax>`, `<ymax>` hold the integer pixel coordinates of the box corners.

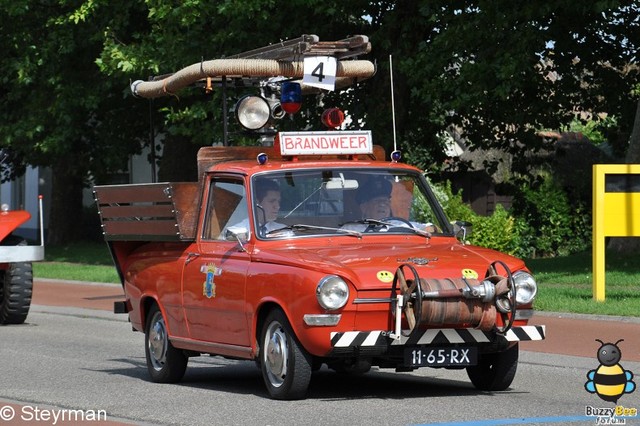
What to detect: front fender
<box><xmin>248</xmin><ymin>264</ymin><xmax>350</xmax><ymax>357</ymax></box>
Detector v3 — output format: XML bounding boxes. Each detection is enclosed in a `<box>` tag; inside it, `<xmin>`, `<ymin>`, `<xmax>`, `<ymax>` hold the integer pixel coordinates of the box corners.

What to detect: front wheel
<box><xmin>466</xmin><ymin>343</ymin><xmax>519</xmax><ymax>391</ymax></box>
<box><xmin>260</xmin><ymin>309</ymin><xmax>312</xmax><ymax>400</ymax></box>
<box><xmin>0</xmin><ymin>262</ymin><xmax>33</xmax><ymax>325</ymax></box>
<box><xmin>144</xmin><ymin>304</ymin><xmax>188</xmax><ymax>383</ymax></box>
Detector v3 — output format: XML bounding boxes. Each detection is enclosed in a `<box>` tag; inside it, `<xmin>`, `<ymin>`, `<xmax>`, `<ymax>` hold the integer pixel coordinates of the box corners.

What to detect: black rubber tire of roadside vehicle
<box><xmin>144</xmin><ymin>304</ymin><xmax>188</xmax><ymax>383</ymax></box>
<box><xmin>0</xmin><ymin>260</ymin><xmax>33</xmax><ymax>325</ymax></box>
<box><xmin>260</xmin><ymin>309</ymin><xmax>312</xmax><ymax>400</ymax></box>
<box><xmin>466</xmin><ymin>343</ymin><xmax>519</xmax><ymax>391</ymax></box>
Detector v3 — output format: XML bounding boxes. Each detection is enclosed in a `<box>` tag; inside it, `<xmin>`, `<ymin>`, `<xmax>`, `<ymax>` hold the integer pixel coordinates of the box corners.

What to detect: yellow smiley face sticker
<box><xmin>462</xmin><ymin>269</ymin><xmax>478</xmax><ymax>279</ymax></box>
<box><xmin>377</xmin><ymin>270</ymin><xmax>394</xmax><ymax>283</ymax></box>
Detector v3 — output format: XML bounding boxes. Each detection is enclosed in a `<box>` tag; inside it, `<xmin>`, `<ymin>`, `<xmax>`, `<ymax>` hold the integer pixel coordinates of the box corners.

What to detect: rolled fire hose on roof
<box><xmin>130</xmin><ymin>58</ymin><xmax>377</xmax><ymax>99</ymax></box>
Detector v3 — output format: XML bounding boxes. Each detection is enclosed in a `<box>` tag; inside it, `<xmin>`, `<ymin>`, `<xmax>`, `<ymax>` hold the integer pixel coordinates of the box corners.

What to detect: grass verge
<box><xmin>525</xmin><ymin>250</ymin><xmax>640</xmax><ymax>317</ymax></box>
<box><xmin>33</xmin><ymin>242</ymin><xmax>119</xmax><ymax>284</ymax></box>
<box><xmin>33</xmin><ymin>243</ymin><xmax>640</xmax><ymax>317</ymax></box>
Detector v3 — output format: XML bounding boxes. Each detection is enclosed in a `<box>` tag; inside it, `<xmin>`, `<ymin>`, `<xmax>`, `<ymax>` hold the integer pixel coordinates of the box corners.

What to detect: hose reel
<box><xmin>390</xmin><ymin>261</ymin><xmax>517</xmax><ymax>339</ymax></box>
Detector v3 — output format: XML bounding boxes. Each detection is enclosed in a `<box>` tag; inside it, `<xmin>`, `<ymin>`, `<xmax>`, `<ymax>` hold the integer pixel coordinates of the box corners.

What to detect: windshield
<box><xmin>250</xmin><ymin>168</ymin><xmax>450</xmax><ymax>239</ymax></box>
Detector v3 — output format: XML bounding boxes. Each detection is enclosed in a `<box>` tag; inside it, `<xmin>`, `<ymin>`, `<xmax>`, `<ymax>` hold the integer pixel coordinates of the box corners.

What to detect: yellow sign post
<box><xmin>592</xmin><ymin>164</ymin><xmax>640</xmax><ymax>301</ymax></box>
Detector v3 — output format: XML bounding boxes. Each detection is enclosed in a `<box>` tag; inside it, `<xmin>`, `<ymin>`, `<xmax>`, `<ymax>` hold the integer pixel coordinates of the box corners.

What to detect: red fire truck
<box><xmin>95</xmin><ymin>35</ymin><xmax>545</xmax><ymax>400</ymax></box>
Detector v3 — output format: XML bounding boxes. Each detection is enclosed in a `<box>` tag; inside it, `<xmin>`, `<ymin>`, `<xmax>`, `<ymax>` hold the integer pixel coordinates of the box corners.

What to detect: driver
<box><xmin>342</xmin><ymin>177</ymin><xmax>435</xmax><ymax>234</ymax></box>
<box><xmin>340</xmin><ymin>178</ymin><xmax>393</xmax><ymax>232</ymax></box>
<box><xmin>356</xmin><ymin>178</ymin><xmax>392</xmax><ymax>220</ymax></box>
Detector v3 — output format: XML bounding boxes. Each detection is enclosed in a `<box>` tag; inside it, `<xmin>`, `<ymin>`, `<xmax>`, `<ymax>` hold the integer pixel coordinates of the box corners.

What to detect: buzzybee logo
<box><xmin>585</xmin><ymin>339</ymin><xmax>636</xmax><ymax>403</ymax></box>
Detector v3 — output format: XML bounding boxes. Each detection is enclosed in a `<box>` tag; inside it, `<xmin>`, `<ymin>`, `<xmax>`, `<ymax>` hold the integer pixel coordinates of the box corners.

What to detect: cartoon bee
<box><xmin>585</xmin><ymin>339</ymin><xmax>636</xmax><ymax>403</ymax></box>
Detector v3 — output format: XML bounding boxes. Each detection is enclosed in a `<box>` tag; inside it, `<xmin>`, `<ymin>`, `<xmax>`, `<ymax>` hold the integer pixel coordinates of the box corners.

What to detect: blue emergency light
<box><xmin>280</xmin><ymin>82</ymin><xmax>302</xmax><ymax>114</ymax></box>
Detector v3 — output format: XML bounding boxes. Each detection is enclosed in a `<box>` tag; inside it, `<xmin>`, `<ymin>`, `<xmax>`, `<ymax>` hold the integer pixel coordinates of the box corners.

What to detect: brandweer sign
<box><xmin>279</xmin><ymin>131</ymin><xmax>373</xmax><ymax>156</ymax></box>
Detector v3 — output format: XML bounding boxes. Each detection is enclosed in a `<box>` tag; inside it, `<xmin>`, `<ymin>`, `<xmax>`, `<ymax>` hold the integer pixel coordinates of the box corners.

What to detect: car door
<box><xmin>181</xmin><ymin>175</ymin><xmax>251</xmax><ymax>346</ymax></box>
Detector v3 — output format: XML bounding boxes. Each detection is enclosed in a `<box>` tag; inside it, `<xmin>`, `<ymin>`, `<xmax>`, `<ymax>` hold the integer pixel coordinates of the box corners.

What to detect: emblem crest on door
<box><xmin>201</xmin><ymin>263</ymin><xmax>222</xmax><ymax>298</ymax></box>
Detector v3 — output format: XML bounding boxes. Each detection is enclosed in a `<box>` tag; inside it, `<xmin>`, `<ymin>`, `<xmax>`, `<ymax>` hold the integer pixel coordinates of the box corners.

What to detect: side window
<box><xmin>202</xmin><ymin>178</ymin><xmax>248</xmax><ymax>240</ymax></box>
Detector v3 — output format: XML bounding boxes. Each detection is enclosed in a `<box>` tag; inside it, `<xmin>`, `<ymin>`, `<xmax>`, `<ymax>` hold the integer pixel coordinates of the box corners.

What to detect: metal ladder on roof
<box><xmin>228</xmin><ymin>34</ymin><xmax>371</xmax><ymax>60</ymax></box>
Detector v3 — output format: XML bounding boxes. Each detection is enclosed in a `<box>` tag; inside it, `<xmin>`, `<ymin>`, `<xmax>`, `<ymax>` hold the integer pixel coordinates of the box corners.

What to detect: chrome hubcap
<box><xmin>264</xmin><ymin>322</ymin><xmax>288</xmax><ymax>387</ymax></box>
<box><xmin>148</xmin><ymin>312</ymin><xmax>167</xmax><ymax>370</ymax></box>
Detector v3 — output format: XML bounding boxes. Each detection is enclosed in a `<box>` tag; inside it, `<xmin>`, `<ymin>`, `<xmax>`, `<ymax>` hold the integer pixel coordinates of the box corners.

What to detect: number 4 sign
<box><xmin>303</xmin><ymin>56</ymin><xmax>337</xmax><ymax>91</ymax></box>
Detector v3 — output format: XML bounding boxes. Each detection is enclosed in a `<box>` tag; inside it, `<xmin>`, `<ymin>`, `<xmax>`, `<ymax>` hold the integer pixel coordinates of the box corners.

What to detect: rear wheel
<box><xmin>466</xmin><ymin>343</ymin><xmax>519</xmax><ymax>391</ymax></box>
<box><xmin>260</xmin><ymin>309</ymin><xmax>312</xmax><ymax>400</ymax></box>
<box><xmin>144</xmin><ymin>304</ymin><xmax>188</xmax><ymax>383</ymax></box>
<box><xmin>0</xmin><ymin>261</ymin><xmax>33</xmax><ymax>325</ymax></box>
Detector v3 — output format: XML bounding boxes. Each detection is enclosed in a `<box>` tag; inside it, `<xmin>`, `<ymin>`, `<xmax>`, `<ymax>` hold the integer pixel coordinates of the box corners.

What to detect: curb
<box><xmin>34</xmin><ymin>277</ymin><xmax>121</xmax><ymax>287</ymax></box>
<box><xmin>533</xmin><ymin>310</ymin><xmax>640</xmax><ymax>324</ymax></box>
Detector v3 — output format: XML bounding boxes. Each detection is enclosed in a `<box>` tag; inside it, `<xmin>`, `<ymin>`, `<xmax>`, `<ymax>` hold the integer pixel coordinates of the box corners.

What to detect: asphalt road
<box><xmin>0</xmin><ymin>280</ymin><xmax>638</xmax><ymax>426</ymax></box>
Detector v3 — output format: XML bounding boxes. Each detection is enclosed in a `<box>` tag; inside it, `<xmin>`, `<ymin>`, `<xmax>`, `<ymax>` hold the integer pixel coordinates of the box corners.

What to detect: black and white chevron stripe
<box><xmin>330</xmin><ymin>325</ymin><xmax>545</xmax><ymax>349</ymax></box>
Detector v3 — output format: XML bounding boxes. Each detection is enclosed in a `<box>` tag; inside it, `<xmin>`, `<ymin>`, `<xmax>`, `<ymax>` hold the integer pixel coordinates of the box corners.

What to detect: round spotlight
<box><xmin>391</xmin><ymin>150</ymin><xmax>402</xmax><ymax>162</ymax></box>
<box><xmin>236</xmin><ymin>95</ymin><xmax>270</xmax><ymax>130</ymax></box>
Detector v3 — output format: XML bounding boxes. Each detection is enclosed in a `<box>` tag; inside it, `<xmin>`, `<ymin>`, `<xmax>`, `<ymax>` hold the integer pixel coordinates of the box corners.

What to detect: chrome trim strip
<box><xmin>353</xmin><ymin>297</ymin><xmax>393</xmax><ymax>304</ymax></box>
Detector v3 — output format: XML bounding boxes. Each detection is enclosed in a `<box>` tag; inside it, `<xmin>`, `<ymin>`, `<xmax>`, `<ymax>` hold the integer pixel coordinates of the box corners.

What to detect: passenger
<box><xmin>223</xmin><ymin>178</ymin><xmax>287</xmax><ymax>239</ymax></box>
<box><xmin>253</xmin><ymin>179</ymin><xmax>287</xmax><ymax>235</ymax></box>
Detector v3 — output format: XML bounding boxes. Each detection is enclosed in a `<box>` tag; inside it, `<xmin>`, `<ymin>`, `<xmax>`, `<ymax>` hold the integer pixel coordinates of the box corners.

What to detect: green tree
<box><xmin>372</xmin><ymin>1</ymin><xmax>639</xmax><ymax>172</ymax></box>
<box><xmin>0</xmin><ymin>1</ymin><xmax>149</xmax><ymax>244</ymax></box>
<box><xmin>2</xmin><ymin>0</ymin><xmax>639</xmax><ymax>246</ymax></box>
<box><xmin>95</xmin><ymin>0</ymin><xmax>378</xmax><ymax>177</ymax></box>
<box><xmin>99</xmin><ymin>1</ymin><xmax>639</xmax><ymax>173</ymax></box>
<box><xmin>373</xmin><ymin>1</ymin><xmax>639</xmax><ymax>254</ymax></box>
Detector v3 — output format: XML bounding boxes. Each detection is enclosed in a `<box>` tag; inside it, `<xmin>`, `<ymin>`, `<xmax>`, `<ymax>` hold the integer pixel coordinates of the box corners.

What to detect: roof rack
<box><xmin>130</xmin><ymin>35</ymin><xmax>375</xmax><ymax>99</ymax></box>
<box><xmin>228</xmin><ymin>34</ymin><xmax>371</xmax><ymax>60</ymax></box>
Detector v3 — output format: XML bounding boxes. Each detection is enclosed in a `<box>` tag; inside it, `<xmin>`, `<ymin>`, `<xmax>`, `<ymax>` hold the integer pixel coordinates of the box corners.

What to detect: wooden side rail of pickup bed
<box><xmin>94</xmin><ymin>182</ymin><xmax>201</xmax><ymax>241</ymax></box>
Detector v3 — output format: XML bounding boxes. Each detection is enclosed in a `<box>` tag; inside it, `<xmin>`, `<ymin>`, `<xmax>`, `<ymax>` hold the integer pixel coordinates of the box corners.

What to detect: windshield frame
<box><xmin>249</xmin><ymin>166</ymin><xmax>453</xmax><ymax>240</ymax></box>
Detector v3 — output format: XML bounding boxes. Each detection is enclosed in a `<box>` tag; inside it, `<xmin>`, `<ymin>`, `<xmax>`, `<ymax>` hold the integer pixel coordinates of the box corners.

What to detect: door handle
<box><xmin>185</xmin><ymin>252</ymin><xmax>200</xmax><ymax>264</ymax></box>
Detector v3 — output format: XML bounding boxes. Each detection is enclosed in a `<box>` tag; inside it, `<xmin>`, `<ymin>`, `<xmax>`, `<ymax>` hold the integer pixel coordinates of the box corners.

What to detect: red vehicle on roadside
<box><xmin>0</xmin><ymin>193</ymin><xmax>44</xmax><ymax>325</ymax></box>
<box><xmin>95</xmin><ymin>35</ymin><xmax>545</xmax><ymax>400</ymax></box>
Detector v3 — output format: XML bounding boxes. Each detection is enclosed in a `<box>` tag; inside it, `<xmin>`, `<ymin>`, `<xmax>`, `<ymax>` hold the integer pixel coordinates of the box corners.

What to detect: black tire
<box><xmin>0</xmin><ymin>261</ymin><xmax>33</xmax><ymax>325</ymax></box>
<box><xmin>466</xmin><ymin>343</ymin><xmax>519</xmax><ymax>391</ymax></box>
<box><xmin>260</xmin><ymin>309</ymin><xmax>312</xmax><ymax>400</ymax></box>
<box><xmin>144</xmin><ymin>304</ymin><xmax>188</xmax><ymax>383</ymax></box>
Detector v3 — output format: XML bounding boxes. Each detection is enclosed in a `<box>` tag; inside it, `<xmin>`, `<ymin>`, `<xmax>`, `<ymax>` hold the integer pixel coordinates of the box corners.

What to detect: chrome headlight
<box><xmin>316</xmin><ymin>275</ymin><xmax>349</xmax><ymax>310</ymax></box>
<box><xmin>513</xmin><ymin>271</ymin><xmax>537</xmax><ymax>305</ymax></box>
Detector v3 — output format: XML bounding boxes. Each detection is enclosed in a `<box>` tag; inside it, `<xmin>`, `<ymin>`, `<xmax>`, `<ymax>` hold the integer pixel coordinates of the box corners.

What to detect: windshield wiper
<box><xmin>341</xmin><ymin>219</ymin><xmax>388</xmax><ymax>227</ymax></box>
<box><xmin>266</xmin><ymin>224</ymin><xmax>363</xmax><ymax>238</ymax></box>
<box><xmin>341</xmin><ymin>219</ymin><xmax>432</xmax><ymax>238</ymax></box>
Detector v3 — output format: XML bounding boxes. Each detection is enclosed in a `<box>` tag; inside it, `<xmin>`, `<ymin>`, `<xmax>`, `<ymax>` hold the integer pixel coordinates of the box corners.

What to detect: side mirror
<box><xmin>452</xmin><ymin>220</ymin><xmax>472</xmax><ymax>242</ymax></box>
<box><xmin>225</xmin><ymin>226</ymin><xmax>250</xmax><ymax>250</ymax></box>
